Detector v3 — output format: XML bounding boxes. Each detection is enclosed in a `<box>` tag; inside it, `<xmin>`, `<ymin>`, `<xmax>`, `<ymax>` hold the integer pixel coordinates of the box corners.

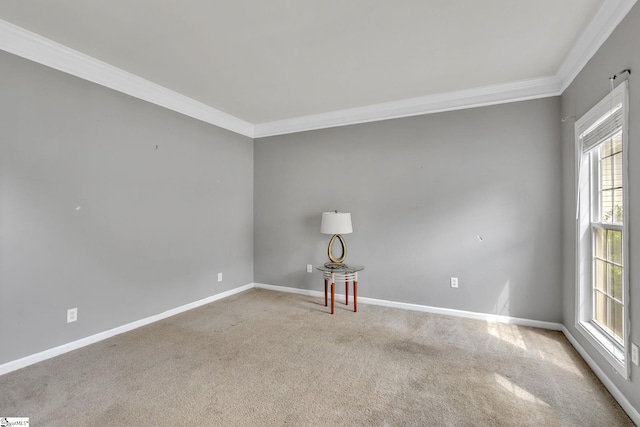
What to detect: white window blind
<box><xmin>580</xmin><ymin>104</ymin><xmax>623</xmax><ymax>153</ymax></box>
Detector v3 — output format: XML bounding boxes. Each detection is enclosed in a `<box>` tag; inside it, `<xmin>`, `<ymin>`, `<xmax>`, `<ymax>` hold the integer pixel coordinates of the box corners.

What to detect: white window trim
<box><xmin>574</xmin><ymin>80</ymin><xmax>630</xmax><ymax>379</ymax></box>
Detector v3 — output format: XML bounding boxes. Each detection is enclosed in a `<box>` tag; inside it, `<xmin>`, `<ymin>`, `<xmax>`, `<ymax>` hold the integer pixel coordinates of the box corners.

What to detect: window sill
<box><xmin>576</xmin><ymin>320</ymin><xmax>628</xmax><ymax>379</ymax></box>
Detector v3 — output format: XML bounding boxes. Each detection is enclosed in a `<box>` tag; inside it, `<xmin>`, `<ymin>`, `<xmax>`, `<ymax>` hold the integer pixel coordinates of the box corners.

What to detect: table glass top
<box><xmin>316</xmin><ymin>264</ymin><xmax>364</xmax><ymax>273</ymax></box>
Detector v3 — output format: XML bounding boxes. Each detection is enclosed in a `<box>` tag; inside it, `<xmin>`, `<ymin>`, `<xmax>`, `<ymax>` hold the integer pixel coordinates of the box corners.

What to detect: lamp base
<box><xmin>327</xmin><ymin>234</ymin><xmax>347</xmax><ymax>266</ymax></box>
<box><xmin>324</xmin><ymin>262</ymin><xmax>346</xmax><ymax>269</ymax></box>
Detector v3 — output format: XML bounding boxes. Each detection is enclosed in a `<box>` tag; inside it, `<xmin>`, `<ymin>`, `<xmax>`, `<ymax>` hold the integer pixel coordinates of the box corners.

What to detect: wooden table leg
<box><xmin>331</xmin><ymin>272</ymin><xmax>335</xmax><ymax>314</ymax></box>
<box><xmin>331</xmin><ymin>282</ymin><xmax>335</xmax><ymax>314</ymax></box>
<box><xmin>345</xmin><ymin>280</ymin><xmax>349</xmax><ymax>305</ymax></box>
<box><xmin>354</xmin><ymin>279</ymin><xmax>358</xmax><ymax>312</ymax></box>
<box><xmin>324</xmin><ymin>278</ymin><xmax>328</xmax><ymax>307</ymax></box>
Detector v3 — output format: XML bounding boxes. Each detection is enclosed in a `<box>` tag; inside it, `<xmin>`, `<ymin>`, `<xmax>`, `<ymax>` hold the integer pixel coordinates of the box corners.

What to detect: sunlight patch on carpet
<box><xmin>495</xmin><ymin>373</ymin><xmax>550</xmax><ymax>408</ymax></box>
<box><xmin>487</xmin><ymin>322</ymin><xmax>527</xmax><ymax>351</ymax></box>
<box><xmin>534</xmin><ymin>333</ymin><xmax>584</xmax><ymax>378</ymax></box>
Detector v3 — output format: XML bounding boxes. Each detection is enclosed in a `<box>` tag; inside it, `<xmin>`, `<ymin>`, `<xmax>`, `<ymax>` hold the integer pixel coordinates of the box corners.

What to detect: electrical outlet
<box><xmin>307</xmin><ymin>264</ymin><xmax>313</xmax><ymax>273</ymax></box>
<box><xmin>632</xmin><ymin>343</ymin><xmax>639</xmax><ymax>366</ymax></box>
<box><xmin>67</xmin><ymin>308</ymin><xmax>77</xmax><ymax>323</ymax></box>
<box><xmin>217</xmin><ymin>273</ymin><xmax>223</xmax><ymax>282</ymax></box>
<box><xmin>450</xmin><ymin>277</ymin><xmax>459</xmax><ymax>288</ymax></box>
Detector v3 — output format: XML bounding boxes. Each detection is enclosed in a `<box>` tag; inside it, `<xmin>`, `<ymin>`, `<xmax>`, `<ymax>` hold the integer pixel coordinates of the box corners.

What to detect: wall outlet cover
<box><xmin>307</xmin><ymin>264</ymin><xmax>313</xmax><ymax>273</ymax></box>
<box><xmin>632</xmin><ymin>343</ymin><xmax>639</xmax><ymax>366</ymax></box>
<box><xmin>450</xmin><ymin>277</ymin><xmax>459</xmax><ymax>288</ymax></box>
<box><xmin>67</xmin><ymin>308</ymin><xmax>77</xmax><ymax>323</ymax></box>
<box><xmin>217</xmin><ymin>273</ymin><xmax>223</xmax><ymax>282</ymax></box>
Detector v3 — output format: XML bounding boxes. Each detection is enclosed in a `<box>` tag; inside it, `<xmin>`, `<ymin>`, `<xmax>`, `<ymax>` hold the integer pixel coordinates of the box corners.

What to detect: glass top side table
<box><xmin>316</xmin><ymin>264</ymin><xmax>364</xmax><ymax>314</ymax></box>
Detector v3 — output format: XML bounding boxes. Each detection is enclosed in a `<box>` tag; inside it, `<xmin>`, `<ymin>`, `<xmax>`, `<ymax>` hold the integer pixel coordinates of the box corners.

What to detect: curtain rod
<box><xmin>610</xmin><ymin>69</ymin><xmax>631</xmax><ymax>81</ymax></box>
<box><xmin>562</xmin><ymin>69</ymin><xmax>631</xmax><ymax>122</ymax></box>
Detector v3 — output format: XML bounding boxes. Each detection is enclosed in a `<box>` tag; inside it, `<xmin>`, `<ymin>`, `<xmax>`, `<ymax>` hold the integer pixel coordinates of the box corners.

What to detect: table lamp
<box><xmin>321</xmin><ymin>211</ymin><xmax>352</xmax><ymax>268</ymax></box>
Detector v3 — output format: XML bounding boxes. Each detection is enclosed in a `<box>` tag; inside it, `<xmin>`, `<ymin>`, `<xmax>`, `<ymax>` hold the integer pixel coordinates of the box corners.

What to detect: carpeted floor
<box><xmin>0</xmin><ymin>288</ymin><xmax>634</xmax><ymax>426</ymax></box>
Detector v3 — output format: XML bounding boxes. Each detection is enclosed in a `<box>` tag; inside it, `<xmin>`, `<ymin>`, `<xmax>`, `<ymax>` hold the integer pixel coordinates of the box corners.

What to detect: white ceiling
<box><xmin>0</xmin><ymin>1</ymin><xmax>636</xmax><ymax>137</ymax></box>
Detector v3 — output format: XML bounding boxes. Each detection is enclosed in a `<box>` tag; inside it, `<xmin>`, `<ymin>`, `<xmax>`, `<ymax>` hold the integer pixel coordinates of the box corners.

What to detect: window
<box><xmin>575</xmin><ymin>81</ymin><xmax>629</xmax><ymax>378</ymax></box>
<box><xmin>593</xmin><ymin>133</ymin><xmax>624</xmax><ymax>341</ymax></box>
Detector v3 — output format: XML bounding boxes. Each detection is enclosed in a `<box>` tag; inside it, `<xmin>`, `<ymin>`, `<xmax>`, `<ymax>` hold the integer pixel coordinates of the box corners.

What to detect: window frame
<box><xmin>574</xmin><ymin>80</ymin><xmax>630</xmax><ymax>379</ymax></box>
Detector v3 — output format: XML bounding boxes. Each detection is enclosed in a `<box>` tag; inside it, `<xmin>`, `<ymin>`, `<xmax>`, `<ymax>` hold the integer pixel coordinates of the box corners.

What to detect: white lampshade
<box><xmin>321</xmin><ymin>212</ymin><xmax>353</xmax><ymax>235</ymax></box>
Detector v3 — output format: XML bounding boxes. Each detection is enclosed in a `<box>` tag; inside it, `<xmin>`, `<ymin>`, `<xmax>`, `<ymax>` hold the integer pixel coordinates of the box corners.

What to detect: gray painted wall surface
<box><xmin>0</xmin><ymin>51</ymin><xmax>254</xmax><ymax>364</ymax></box>
<box><xmin>255</xmin><ymin>97</ymin><xmax>562</xmax><ymax>322</ymax></box>
<box><xmin>560</xmin><ymin>3</ymin><xmax>640</xmax><ymax>413</ymax></box>
<box><xmin>1</xmin><ymin>6</ymin><xmax>637</xmax><ymax>416</ymax></box>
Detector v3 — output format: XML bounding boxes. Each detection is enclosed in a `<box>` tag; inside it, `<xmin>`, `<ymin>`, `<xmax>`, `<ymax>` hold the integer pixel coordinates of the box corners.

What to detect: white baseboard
<box><xmin>257</xmin><ymin>283</ymin><xmax>640</xmax><ymax>421</ymax></box>
<box><xmin>562</xmin><ymin>327</ymin><xmax>640</xmax><ymax>425</ymax></box>
<box><xmin>254</xmin><ymin>283</ymin><xmax>321</xmax><ymax>297</ymax></box>
<box><xmin>5</xmin><ymin>281</ymin><xmax>637</xmax><ymax>424</ymax></box>
<box><xmin>253</xmin><ymin>283</ymin><xmax>563</xmax><ymax>331</ymax></box>
<box><xmin>0</xmin><ymin>283</ymin><xmax>253</xmax><ymax>376</ymax></box>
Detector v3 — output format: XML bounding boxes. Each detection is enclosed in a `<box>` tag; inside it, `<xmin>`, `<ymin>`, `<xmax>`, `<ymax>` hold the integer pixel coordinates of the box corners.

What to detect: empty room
<box><xmin>1</xmin><ymin>1</ymin><xmax>639</xmax><ymax>425</ymax></box>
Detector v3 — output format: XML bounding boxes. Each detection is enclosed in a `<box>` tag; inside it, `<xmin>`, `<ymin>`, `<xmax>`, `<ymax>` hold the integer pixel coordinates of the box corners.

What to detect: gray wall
<box><xmin>4</xmin><ymin>6</ymin><xmax>637</xmax><ymax>413</ymax></box>
<box><xmin>255</xmin><ymin>97</ymin><xmax>562</xmax><ymax>322</ymax></box>
<box><xmin>0</xmin><ymin>51</ymin><xmax>254</xmax><ymax>364</ymax></box>
<box><xmin>561</xmin><ymin>2</ymin><xmax>640</xmax><ymax>413</ymax></box>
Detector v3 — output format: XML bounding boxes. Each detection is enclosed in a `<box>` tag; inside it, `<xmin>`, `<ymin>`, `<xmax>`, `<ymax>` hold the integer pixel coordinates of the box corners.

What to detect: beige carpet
<box><xmin>0</xmin><ymin>288</ymin><xmax>634</xmax><ymax>426</ymax></box>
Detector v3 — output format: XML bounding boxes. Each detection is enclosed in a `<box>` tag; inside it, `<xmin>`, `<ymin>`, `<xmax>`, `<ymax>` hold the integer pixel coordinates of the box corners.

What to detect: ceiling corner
<box><xmin>0</xmin><ymin>18</ymin><xmax>255</xmax><ymax>138</ymax></box>
<box><xmin>2</xmin><ymin>0</ymin><xmax>636</xmax><ymax>140</ymax></box>
<box><xmin>254</xmin><ymin>76</ymin><xmax>563</xmax><ymax>138</ymax></box>
<box><xmin>556</xmin><ymin>0</ymin><xmax>638</xmax><ymax>93</ymax></box>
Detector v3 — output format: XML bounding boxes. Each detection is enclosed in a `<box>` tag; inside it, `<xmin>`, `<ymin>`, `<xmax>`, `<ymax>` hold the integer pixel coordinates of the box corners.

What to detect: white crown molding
<box><xmin>254</xmin><ymin>76</ymin><xmax>562</xmax><ymax>138</ymax></box>
<box><xmin>0</xmin><ymin>0</ymin><xmax>636</xmax><ymax>139</ymax></box>
<box><xmin>0</xmin><ymin>19</ymin><xmax>255</xmax><ymax>138</ymax></box>
<box><xmin>254</xmin><ymin>0</ymin><xmax>638</xmax><ymax>138</ymax></box>
<box><xmin>557</xmin><ymin>0</ymin><xmax>638</xmax><ymax>92</ymax></box>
